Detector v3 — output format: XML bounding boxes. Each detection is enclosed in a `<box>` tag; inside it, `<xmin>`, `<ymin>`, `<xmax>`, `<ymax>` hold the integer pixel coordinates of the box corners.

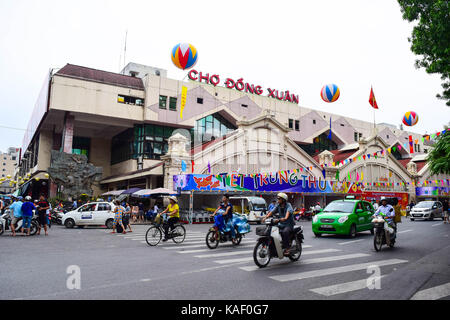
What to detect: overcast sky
<box><xmin>0</xmin><ymin>0</ymin><xmax>449</xmax><ymax>153</ymax></box>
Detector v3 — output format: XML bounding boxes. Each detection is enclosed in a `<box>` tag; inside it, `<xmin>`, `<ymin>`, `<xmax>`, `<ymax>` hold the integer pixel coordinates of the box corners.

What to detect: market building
<box><xmin>0</xmin><ymin>147</ymin><xmax>20</xmax><ymax>194</ymax></box>
<box><xmin>15</xmin><ymin>62</ymin><xmax>449</xmax><ymax>212</ymax></box>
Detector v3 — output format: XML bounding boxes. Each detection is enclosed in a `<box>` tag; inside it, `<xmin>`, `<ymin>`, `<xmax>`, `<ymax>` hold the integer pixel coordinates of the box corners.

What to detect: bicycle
<box><xmin>145</xmin><ymin>215</ymin><xmax>186</xmax><ymax>246</ymax></box>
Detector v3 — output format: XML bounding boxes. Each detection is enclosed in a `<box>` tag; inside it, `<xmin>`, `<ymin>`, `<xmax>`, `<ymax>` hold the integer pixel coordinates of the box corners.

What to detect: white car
<box><xmin>62</xmin><ymin>202</ymin><xmax>116</xmax><ymax>229</ymax></box>
<box><xmin>410</xmin><ymin>201</ymin><xmax>443</xmax><ymax>221</ymax></box>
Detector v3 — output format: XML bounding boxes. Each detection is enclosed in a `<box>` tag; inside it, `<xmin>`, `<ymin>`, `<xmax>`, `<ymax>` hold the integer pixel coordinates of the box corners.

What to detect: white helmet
<box><xmin>380</xmin><ymin>196</ymin><xmax>386</xmax><ymax>200</ymax></box>
<box><xmin>277</xmin><ymin>193</ymin><xmax>288</xmax><ymax>201</ymax></box>
<box><xmin>25</xmin><ymin>196</ymin><xmax>32</xmax><ymax>201</ymax></box>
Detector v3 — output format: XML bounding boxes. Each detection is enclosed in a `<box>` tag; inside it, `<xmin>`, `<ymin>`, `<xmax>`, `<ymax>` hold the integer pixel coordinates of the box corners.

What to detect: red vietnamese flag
<box><xmin>369</xmin><ymin>86</ymin><xmax>378</xmax><ymax>109</ymax></box>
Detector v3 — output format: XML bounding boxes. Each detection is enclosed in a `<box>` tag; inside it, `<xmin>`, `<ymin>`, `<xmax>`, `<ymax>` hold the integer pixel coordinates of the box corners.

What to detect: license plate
<box><xmin>321</xmin><ymin>225</ymin><xmax>333</xmax><ymax>228</ymax></box>
<box><xmin>413</xmin><ymin>214</ymin><xmax>422</xmax><ymax>217</ymax></box>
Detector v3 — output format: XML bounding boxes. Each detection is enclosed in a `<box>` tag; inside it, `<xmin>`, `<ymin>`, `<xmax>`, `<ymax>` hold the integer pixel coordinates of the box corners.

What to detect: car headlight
<box><xmin>338</xmin><ymin>216</ymin><xmax>348</xmax><ymax>224</ymax></box>
<box><xmin>313</xmin><ymin>215</ymin><xmax>318</xmax><ymax>223</ymax></box>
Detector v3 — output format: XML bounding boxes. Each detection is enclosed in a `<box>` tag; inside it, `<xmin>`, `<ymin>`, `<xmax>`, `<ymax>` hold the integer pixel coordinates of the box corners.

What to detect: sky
<box><xmin>0</xmin><ymin>0</ymin><xmax>449</xmax><ymax>153</ymax></box>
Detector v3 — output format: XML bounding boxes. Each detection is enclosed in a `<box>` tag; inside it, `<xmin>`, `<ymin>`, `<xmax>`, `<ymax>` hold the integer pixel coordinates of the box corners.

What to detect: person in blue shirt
<box><xmin>211</xmin><ymin>195</ymin><xmax>235</xmax><ymax>239</ymax></box>
<box><xmin>268</xmin><ymin>200</ymin><xmax>277</xmax><ymax>212</ymax></box>
<box><xmin>9</xmin><ymin>196</ymin><xmax>24</xmax><ymax>236</ymax></box>
<box><xmin>21</xmin><ymin>196</ymin><xmax>36</xmax><ymax>236</ymax></box>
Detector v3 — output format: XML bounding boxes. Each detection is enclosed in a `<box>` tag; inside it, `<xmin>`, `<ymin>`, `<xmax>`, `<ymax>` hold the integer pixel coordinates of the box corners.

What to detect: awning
<box><xmin>100</xmin><ymin>163</ymin><xmax>163</xmax><ymax>185</ymax></box>
<box><xmin>102</xmin><ymin>190</ymin><xmax>126</xmax><ymax>196</ymax></box>
<box><xmin>132</xmin><ymin>188</ymin><xmax>175</xmax><ymax>198</ymax></box>
<box><xmin>122</xmin><ymin>188</ymin><xmax>142</xmax><ymax>195</ymax></box>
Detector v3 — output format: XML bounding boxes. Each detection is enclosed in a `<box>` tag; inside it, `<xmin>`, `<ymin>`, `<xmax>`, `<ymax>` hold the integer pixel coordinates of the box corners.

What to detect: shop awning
<box><xmin>132</xmin><ymin>188</ymin><xmax>175</xmax><ymax>198</ymax></box>
<box><xmin>122</xmin><ymin>188</ymin><xmax>142</xmax><ymax>195</ymax></box>
<box><xmin>102</xmin><ymin>190</ymin><xmax>126</xmax><ymax>196</ymax></box>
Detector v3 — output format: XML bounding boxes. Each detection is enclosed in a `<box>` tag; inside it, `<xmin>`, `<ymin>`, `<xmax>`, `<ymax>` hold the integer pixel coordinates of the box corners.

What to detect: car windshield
<box><xmin>415</xmin><ymin>202</ymin><xmax>434</xmax><ymax>208</ymax></box>
<box><xmin>322</xmin><ymin>201</ymin><xmax>355</xmax><ymax>213</ymax></box>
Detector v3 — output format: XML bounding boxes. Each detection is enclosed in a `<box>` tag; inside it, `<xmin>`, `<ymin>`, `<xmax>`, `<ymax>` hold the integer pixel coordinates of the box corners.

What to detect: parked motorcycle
<box><xmin>372</xmin><ymin>210</ymin><xmax>396</xmax><ymax>252</ymax></box>
<box><xmin>205</xmin><ymin>213</ymin><xmax>251</xmax><ymax>249</ymax></box>
<box><xmin>51</xmin><ymin>209</ymin><xmax>63</xmax><ymax>225</ymax></box>
<box><xmin>253</xmin><ymin>218</ymin><xmax>304</xmax><ymax>268</ymax></box>
<box><xmin>0</xmin><ymin>210</ymin><xmax>39</xmax><ymax>236</ymax></box>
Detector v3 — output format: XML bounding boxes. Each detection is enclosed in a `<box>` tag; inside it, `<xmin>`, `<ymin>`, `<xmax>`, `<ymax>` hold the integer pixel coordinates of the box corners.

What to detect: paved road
<box><xmin>0</xmin><ymin>218</ymin><xmax>449</xmax><ymax>300</ymax></box>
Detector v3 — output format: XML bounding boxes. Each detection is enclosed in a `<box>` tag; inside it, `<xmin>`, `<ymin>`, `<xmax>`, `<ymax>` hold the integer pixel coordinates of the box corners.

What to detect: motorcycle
<box><xmin>253</xmin><ymin>218</ymin><xmax>304</xmax><ymax>268</ymax></box>
<box><xmin>51</xmin><ymin>209</ymin><xmax>63</xmax><ymax>225</ymax></box>
<box><xmin>205</xmin><ymin>213</ymin><xmax>251</xmax><ymax>249</ymax></box>
<box><xmin>372</xmin><ymin>210</ymin><xmax>396</xmax><ymax>252</ymax></box>
<box><xmin>0</xmin><ymin>213</ymin><xmax>5</xmax><ymax>235</ymax></box>
<box><xmin>1</xmin><ymin>210</ymin><xmax>39</xmax><ymax>236</ymax></box>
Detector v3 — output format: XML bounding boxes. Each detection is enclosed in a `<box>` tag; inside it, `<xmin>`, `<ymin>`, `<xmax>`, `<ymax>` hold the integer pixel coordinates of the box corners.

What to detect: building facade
<box><xmin>15</xmin><ymin>62</ymin><xmax>449</xmax><ymax>204</ymax></box>
<box><xmin>0</xmin><ymin>147</ymin><xmax>20</xmax><ymax>194</ymax></box>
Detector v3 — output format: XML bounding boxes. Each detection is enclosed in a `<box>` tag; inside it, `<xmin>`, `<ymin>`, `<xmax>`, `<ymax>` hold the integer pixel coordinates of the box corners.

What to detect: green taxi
<box><xmin>312</xmin><ymin>198</ymin><xmax>375</xmax><ymax>238</ymax></box>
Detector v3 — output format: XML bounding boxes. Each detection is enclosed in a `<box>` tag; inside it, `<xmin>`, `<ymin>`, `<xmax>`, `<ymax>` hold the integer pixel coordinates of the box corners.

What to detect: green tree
<box><xmin>398</xmin><ymin>0</ymin><xmax>450</xmax><ymax>106</ymax></box>
<box><xmin>427</xmin><ymin>131</ymin><xmax>450</xmax><ymax>175</ymax></box>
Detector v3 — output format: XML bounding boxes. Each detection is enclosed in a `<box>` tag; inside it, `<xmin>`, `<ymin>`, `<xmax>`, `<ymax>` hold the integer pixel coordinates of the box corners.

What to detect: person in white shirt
<box><xmin>313</xmin><ymin>202</ymin><xmax>322</xmax><ymax>214</ymax></box>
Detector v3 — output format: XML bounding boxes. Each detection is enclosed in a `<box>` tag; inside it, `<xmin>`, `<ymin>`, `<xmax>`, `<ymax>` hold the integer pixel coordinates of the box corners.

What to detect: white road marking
<box><xmin>310</xmin><ymin>276</ymin><xmax>386</xmax><ymax>296</ymax></box>
<box><xmin>338</xmin><ymin>239</ymin><xmax>365</xmax><ymax>245</ymax></box>
<box><xmin>410</xmin><ymin>282</ymin><xmax>450</xmax><ymax>300</ymax></box>
<box><xmin>177</xmin><ymin>244</ymin><xmax>313</xmax><ymax>254</ymax></box>
<box><xmin>195</xmin><ymin>250</ymin><xmax>253</xmax><ymax>258</ymax></box>
<box><xmin>214</xmin><ymin>249</ymin><xmax>341</xmax><ymax>265</ymax></box>
<box><xmin>397</xmin><ymin>229</ymin><xmax>413</xmax><ymax>234</ymax></box>
<box><xmin>240</xmin><ymin>253</ymin><xmax>370</xmax><ymax>271</ymax></box>
<box><xmin>432</xmin><ymin>222</ymin><xmax>444</xmax><ymax>227</ymax></box>
<box><xmin>269</xmin><ymin>259</ymin><xmax>408</xmax><ymax>282</ymax></box>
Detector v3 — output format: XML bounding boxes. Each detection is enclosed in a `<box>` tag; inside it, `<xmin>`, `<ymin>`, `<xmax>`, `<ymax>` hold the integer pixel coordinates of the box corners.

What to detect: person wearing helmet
<box><xmin>262</xmin><ymin>192</ymin><xmax>295</xmax><ymax>256</ymax></box>
<box><xmin>211</xmin><ymin>194</ymin><xmax>236</xmax><ymax>239</ymax></box>
<box><xmin>21</xmin><ymin>196</ymin><xmax>36</xmax><ymax>236</ymax></box>
<box><xmin>160</xmin><ymin>196</ymin><xmax>180</xmax><ymax>241</ymax></box>
<box><xmin>374</xmin><ymin>197</ymin><xmax>396</xmax><ymax>241</ymax></box>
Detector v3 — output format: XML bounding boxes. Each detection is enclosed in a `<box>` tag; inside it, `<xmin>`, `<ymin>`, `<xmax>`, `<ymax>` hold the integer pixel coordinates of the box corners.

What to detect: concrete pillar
<box><xmin>61</xmin><ymin>113</ymin><xmax>75</xmax><ymax>154</ymax></box>
<box><xmin>161</xmin><ymin>133</ymin><xmax>191</xmax><ymax>192</ymax></box>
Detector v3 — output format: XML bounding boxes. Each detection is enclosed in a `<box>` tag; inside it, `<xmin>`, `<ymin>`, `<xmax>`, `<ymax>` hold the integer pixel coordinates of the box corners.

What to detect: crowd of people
<box><xmin>1</xmin><ymin>194</ymin><xmax>51</xmax><ymax>236</ymax></box>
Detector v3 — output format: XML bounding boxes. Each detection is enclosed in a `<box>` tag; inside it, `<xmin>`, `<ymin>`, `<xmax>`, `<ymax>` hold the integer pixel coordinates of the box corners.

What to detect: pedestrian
<box><xmin>131</xmin><ymin>204</ymin><xmax>139</xmax><ymax>223</ymax></box>
<box><xmin>21</xmin><ymin>196</ymin><xmax>36</xmax><ymax>236</ymax></box>
<box><xmin>443</xmin><ymin>199</ymin><xmax>449</xmax><ymax>224</ymax></box>
<box><xmin>9</xmin><ymin>196</ymin><xmax>23</xmax><ymax>237</ymax></box>
<box><xmin>36</xmin><ymin>194</ymin><xmax>50</xmax><ymax>236</ymax></box>
<box><xmin>138</xmin><ymin>202</ymin><xmax>145</xmax><ymax>223</ymax></box>
<box><xmin>111</xmin><ymin>200</ymin><xmax>126</xmax><ymax>234</ymax></box>
<box><xmin>0</xmin><ymin>197</ymin><xmax>4</xmax><ymax>216</ymax></box>
<box><xmin>72</xmin><ymin>198</ymin><xmax>78</xmax><ymax>210</ymax></box>
<box><xmin>123</xmin><ymin>202</ymin><xmax>133</xmax><ymax>232</ymax></box>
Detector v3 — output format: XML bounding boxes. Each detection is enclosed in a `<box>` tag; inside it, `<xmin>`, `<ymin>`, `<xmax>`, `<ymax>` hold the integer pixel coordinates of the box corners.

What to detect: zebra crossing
<box><xmin>111</xmin><ymin>226</ymin><xmax>449</xmax><ymax>299</ymax></box>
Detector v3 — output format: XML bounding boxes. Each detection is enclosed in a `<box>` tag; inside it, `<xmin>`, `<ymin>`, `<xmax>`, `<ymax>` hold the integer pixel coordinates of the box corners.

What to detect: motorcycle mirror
<box><xmin>389</xmin><ymin>208</ymin><xmax>394</xmax><ymax>212</ymax></box>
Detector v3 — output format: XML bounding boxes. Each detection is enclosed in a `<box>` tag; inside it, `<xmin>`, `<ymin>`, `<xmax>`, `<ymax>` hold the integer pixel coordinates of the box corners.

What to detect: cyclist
<box><xmin>160</xmin><ymin>196</ymin><xmax>180</xmax><ymax>241</ymax></box>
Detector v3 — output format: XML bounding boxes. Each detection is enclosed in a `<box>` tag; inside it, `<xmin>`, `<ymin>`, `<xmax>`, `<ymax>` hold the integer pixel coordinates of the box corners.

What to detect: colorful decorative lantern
<box><xmin>171</xmin><ymin>43</ymin><xmax>198</xmax><ymax>70</ymax></box>
<box><xmin>320</xmin><ymin>84</ymin><xmax>340</xmax><ymax>103</ymax></box>
<box><xmin>402</xmin><ymin>111</ymin><xmax>419</xmax><ymax>126</ymax></box>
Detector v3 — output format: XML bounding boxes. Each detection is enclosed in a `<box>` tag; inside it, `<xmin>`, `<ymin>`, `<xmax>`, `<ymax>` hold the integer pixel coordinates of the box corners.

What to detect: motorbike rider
<box><xmin>211</xmin><ymin>194</ymin><xmax>235</xmax><ymax>239</ymax></box>
<box><xmin>313</xmin><ymin>202</ymin><xmax>322</xmax><ymax>215</ymax></box>
<box><xmin>262</xmin><ymin>193</ymin><xmax>295</xmax><ymax>256</ymax></box>
<box><xmin>374</xmin><ymin>197</ymin><xmax>396</xmax><ymax>241</ymax></box>
<box><xmin>9</xmin><ymin>196</ymin><xmax>24</xmax><ymax>237</ymax></box>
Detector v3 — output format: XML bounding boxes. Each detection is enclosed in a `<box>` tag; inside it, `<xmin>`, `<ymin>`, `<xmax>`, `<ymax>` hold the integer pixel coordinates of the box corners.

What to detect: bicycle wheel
<box><xmin>145</xmin><ymin>226</ymin><xmax>162</xmax><ymax>246</ymax></box>
<box><xmin>171</xmin><ymin>225</ymin><xmax>186</xmax><ymax>243</ymax></box>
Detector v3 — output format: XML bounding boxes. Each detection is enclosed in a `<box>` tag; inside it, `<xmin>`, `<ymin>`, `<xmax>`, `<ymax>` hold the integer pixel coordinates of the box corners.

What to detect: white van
<box><xmin>229</xmin><ymin>196</ymin><xmax>267</xmax><ymax>224</ymax></box>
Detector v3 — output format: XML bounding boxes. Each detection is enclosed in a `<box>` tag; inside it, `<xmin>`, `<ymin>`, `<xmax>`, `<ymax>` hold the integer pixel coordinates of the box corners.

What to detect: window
<box><xmin>194</xmin><ymin>112</ymin><xmax>236</xmax><ymax>144</ymax></box>
<box><xmin>12</xmin><ymin>156</ymin><xmax>16</xmax><ymax>160</ymax></box>
<box><xmin>97</xmin><ymin>203</ymin><xmax>111</xmax><ymax>211</ymax></box>
<box><xmin>295</xmin><ymin>120</ymin><xmax>300</xmax><ymax>131</ymax></box>
<box><xmin>241</xmin><ymin>104</ymin><xmax>248</xmax><ymax>108</ymax></box>
<box><xmin>72</xmin><ymin>137</ymin><xmax>90</xmax><ymax>160</ymax></box>
<box><xmin>117</xmin><ymin>95</ymin><xmax>144</xmax><ymax>106</ymax></box>
<box><xmin>359</xmin><ymin>133</ymin><xmax>362</xmax><ymax>140</ymax></box>
<box><xmin>340</xmin><ymin>124</ymin><xmax>345</xmax><ymax>127</ymax></box>
<box><xmin>288</xmin><ymin>119</ymin><xmax>293</xmax><ymax>129</ymax></box>
<box><xmin>197</xmin><ymin>97</ymin><xmax>204</xmax><ymax>104</ymax></box>
<box><xmin>424</xmin><ymin>149</ymin><xmax>428</xmax><ymax>154</ymax></box>
<box><xmin>159</xmin><ymin>95</ymin><xmax>167</xmax><ymax>109</ymax></box>
<box><xmin>354</xmin><ymin>132</ymin><xmax>358</xmax><ymax>142</ymax></box>
<box><xmin>417</xmin><ymin>144</ymin><xmax>420</xmax><ymax>152</ymax></box>
<box><xmin>313</xmin><ymin>120</ymin><xmax>316</xmax><ymax>125</ymax></box>
<box><xmin>169</xmin><ymin>97</ymin><xmax>177</xmax><ymax>111</ymax></box>
<box><xmin>387</xmin><ymin>135</ymin><xmax>390</xmax><ymax>139</ymax></box>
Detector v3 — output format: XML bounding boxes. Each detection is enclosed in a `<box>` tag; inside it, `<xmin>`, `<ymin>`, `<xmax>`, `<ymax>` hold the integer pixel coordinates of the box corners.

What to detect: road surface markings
<box><xmin>214</xmin><ymin>249</ymin><xmax>342</xmax><ymax>265</ymax></box>
<box><xmin>155</xmin><ymin>240</ymin><xmax>256</xmax><ymax>249</ymax></box>
<box><xmin>177</xmin><ymin>244</ymin><xmax>313</xmax><ymax>254</ymax></box>
<box><xmin>397</xmin><ymin>229</ymin><xmax>413</xmax><ymax>234</ymax></box>
<box><xmin>432</xmin><ymin>222</ymin><xmax>444</xmax><ymax>227</ymax></box>
<box><xmin>338</xmin><ymin>239</ymin><xmax>365</xmax><ymax>245</ymax></box>
<box><xmin>269</xmin><ymin>259</ymin><xmax>408</xmax><ymax>282</ymax></box>
<box><xmin>410</xmin><ymin>282</ymin><xmax>450</xmax><ymax>300</ymax></box>
<box><xmin>239</xmin><ymin>253</ymin><xmax>369</xmax><ymax>271</ymax></box>
<box><xmin>178</xmin><ymin>244</ymin><xmax>256</xmax><ymax>253</ymax></box>
<box><xmin>310</xmin><ymin>275</ymin><xmax>386</xmax><ymax>296</ymax></box>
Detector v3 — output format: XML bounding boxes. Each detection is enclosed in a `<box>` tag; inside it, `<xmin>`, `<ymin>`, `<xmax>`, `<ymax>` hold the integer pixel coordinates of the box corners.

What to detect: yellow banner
<box><xmin>180</xmin><ymin>86</ymin><xmax>187</xmax><ymax>119</ymax></box>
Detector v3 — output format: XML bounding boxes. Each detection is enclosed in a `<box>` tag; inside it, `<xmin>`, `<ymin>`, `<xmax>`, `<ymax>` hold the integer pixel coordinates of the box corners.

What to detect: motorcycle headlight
<box><xmin>313</xmin><ymin>215</ymin><xmax>318</xmax><ymax>223</ymax></box>
<box><xmin>338</xmin><ymin>216</ymin><xmax>348</xmax><ymax>224</ymax></box>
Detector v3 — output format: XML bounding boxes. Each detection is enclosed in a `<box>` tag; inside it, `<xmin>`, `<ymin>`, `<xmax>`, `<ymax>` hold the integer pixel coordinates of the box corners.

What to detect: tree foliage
<box><xmin>398</xmin><ymin>0</ymin><xmax>450</xmax><ymax>106</ymax></box>
<box><xmin>427</xmin><ymin>132</ymin><xmax>450</xmax><ymax>175</ymax></box>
